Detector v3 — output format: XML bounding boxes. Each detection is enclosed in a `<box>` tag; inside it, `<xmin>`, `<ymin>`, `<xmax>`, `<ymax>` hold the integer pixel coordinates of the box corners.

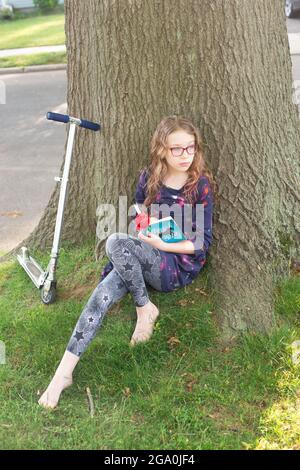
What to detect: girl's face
<box><xmin>164</xmin><ymin>130</ymin><xmax>195</xmax><ymax>175</ymax></box>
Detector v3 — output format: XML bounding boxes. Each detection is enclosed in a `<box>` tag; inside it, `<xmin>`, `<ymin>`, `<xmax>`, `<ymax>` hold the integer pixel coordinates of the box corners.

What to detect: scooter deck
<box><xmin>17</xmin><ymin>252</ymin><xmax>47</xmax><ymax>289</ymax></box>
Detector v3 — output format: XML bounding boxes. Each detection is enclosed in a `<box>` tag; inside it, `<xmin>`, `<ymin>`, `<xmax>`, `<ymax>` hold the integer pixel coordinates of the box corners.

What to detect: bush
<box><xmin>0</xmin><ymin>5</ymin><xmax>14</xmax><ymax>20</ymax></box>
<box><xmin>33</xmin><ymin>0</ymin><xmax>59</xmax><ymax>12</ymax></box>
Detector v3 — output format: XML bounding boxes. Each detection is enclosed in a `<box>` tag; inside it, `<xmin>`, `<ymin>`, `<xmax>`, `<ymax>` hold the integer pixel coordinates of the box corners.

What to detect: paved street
<box><xmin>0</xmin><ymin>70</ymin><xmax>66</xmax><ymax>254</ymax></box>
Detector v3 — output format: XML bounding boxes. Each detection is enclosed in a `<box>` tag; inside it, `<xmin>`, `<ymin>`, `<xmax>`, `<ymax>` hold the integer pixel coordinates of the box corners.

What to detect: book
<box><xmin>139</xmin><ymin>216</ymin><xmax>187</xmax><ymax>243</ymax></box>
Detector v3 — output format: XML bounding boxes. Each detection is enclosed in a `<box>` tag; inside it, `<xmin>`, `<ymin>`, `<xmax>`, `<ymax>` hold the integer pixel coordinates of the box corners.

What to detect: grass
<box><xmin>0</xmin><ymin>239</ymin><xmax>300</xmax><ymax>449</ymax></box>
<box><xmin>0</xmin><ymin>11</ymin><xmax>66</xmax><ymax>68</ymax></box>
<box><xmin>0</xmin><ymin>51</ymin><xmax>66</xmax><ymax>68</ymax></box>
<box><xmin>0</xmin><ymin>13</ymin><xmax>65</xmax><ymax>50</ymax></box>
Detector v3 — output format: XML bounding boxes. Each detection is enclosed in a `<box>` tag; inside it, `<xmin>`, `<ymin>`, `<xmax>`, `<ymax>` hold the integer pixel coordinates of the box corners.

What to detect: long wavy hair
<box><xmin>142</xmin><ymin>115</ymin><xmax>216</xmax><ymax>207</ymax></box>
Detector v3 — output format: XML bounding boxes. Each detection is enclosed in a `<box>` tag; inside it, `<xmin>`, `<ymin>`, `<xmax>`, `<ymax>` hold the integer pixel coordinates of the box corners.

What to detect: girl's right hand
<box><xmin>149</xmin><ymin>217</ymin><xmax>159</xmax><ymax>224</ymax></box>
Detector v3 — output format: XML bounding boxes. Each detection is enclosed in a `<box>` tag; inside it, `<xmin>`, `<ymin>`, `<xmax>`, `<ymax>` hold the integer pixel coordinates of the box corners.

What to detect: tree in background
<box><xmin>7</xmin><ymin>0</ymin><xmax>300</xmax><ymax>338</ymax></box>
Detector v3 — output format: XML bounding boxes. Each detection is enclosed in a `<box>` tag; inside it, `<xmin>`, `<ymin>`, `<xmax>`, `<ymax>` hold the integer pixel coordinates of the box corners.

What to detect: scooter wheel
<box><xmin>41</xmin><ymin>285</ymin><xmax>57</xmax><ymax>305</ymax></box>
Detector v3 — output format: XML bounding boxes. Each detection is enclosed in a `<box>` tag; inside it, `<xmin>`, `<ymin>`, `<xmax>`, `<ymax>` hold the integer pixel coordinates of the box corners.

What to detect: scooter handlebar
<box><xmin>79</xmin><ymin>119</ymin><xmax>101</xmax><ymax>132</ymax></box>
<box><xmin>47</xmin><ymin>112</ymin><xmax>69</xmax><ymax>124</ymax></box>
<box><xmin>46</xmin><ymin>112</ymin><xmax>101</xmax><ymax>132</ymax></box>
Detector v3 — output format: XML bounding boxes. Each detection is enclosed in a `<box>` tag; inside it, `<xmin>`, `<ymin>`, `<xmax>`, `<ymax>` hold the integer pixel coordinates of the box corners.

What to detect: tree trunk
<box><xmin>3</xmin><ymin>0</ymin><xmax>300</xmax><ymax>337</ymax></box>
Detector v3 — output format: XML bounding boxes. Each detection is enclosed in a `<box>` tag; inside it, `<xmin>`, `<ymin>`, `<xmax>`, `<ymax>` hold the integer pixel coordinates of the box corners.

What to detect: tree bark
<box><xmin>3</xmin><ymin>0</ymin><xmax>300</xmax><ymax>337</ymax></box>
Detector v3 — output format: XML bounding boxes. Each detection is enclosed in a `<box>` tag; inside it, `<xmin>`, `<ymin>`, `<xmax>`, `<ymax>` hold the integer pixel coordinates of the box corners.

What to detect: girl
<box><xmin>38</xmin><ymin>115</ymin><xmax>215</xmax><ymax>409</ymax></box>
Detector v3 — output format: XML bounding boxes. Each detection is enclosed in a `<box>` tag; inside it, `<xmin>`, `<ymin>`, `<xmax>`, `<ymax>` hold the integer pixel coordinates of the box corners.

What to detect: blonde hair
<box><xmin>141</xmin><ymin>115</ymin><xmax>216</xmax><ymax>207</ymax></box>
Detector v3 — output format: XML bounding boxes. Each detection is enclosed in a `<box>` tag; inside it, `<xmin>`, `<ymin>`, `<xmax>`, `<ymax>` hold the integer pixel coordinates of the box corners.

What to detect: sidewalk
<box><xmin>0</xmin><ymin>33</ymin><xmax>299</xmax><ymax>75</ymax></box>
<box><xmin>0</xmin><ymin>34</ymin><xmax>299</xmax><ymax>58</ymax></box>
<box><xmin>0</xmin><ymin>33</ymin><xmax>300</xmax><ymax>58</ymax></box>
<box><xmin>0</xmin><ymin>44</ymin><xmax>66</xmax><ymax>58</ymax></box>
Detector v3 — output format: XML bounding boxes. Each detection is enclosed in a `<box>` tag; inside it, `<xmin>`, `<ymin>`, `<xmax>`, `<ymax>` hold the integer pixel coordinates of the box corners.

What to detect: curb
<box><xmin>0</xmin><ymin>63</ymin><xmax>67</xmax><ymax>75</ymax></box>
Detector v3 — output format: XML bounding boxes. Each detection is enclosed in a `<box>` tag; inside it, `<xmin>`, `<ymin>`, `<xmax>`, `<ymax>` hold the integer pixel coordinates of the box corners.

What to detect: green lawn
<box><xmin>0</xmin><ymin>239</ymin><xmax>300</xmax><ymax>450</ymax></box>
<box><xmin>0</xmin><ymin>51</ymin><xmax>66</xmax><ymax>68</ymax></box>
<box><xmin>0</xmin><ymin>14</ymin><xmax>65</xmax><ymax>50</ymax></box>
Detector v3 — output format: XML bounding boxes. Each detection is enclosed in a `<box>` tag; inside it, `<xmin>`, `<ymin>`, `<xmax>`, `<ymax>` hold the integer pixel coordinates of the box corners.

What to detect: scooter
<box><xmin>17</xmin><ymin>112</ymin><xmax>101</xmax><ymax>305</ymax></box>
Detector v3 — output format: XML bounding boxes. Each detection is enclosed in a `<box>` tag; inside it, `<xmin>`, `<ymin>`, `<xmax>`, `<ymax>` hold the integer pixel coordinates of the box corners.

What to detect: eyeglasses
<box><xmin>169</xmin><ymin>144</ymin><xmax>196</xmax><ymax>157</ymax></box>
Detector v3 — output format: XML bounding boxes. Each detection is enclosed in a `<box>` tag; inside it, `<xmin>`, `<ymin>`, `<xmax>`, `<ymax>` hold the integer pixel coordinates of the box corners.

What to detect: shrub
<box><xmin>33</xmin><ymin>0</ymin><xmax>59</xmax><ymax>12</ymax></box>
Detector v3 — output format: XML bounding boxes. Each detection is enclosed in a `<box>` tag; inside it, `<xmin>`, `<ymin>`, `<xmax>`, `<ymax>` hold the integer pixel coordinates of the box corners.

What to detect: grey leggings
<box><xmin>66</xmin><ymin>233</ymin><xmax>163</xmax><ymax>357</ymax></box>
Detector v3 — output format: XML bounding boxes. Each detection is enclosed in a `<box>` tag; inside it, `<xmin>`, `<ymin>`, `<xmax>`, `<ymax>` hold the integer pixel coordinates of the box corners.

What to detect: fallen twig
<box><xmin>86</xmin><ymin>387</ymin><xmax>95</xmax><ymax>418</ymax></box>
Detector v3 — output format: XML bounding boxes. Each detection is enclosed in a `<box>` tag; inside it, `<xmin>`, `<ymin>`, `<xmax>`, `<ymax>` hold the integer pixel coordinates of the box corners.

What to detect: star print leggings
<box><xmin>66</xmin><ymin>233</ymin><xmax>163</xmax><ymax>357</ymax></box>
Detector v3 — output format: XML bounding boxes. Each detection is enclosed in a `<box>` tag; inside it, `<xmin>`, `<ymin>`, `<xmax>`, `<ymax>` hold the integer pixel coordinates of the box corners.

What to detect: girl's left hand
<box><xmin>138</xmin><ymin>232</ymin><xmax>166</xmax><ymax>250</ymax></box>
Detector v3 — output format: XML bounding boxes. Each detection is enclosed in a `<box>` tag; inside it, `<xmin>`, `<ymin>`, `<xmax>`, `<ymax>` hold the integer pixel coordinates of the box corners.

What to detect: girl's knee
<box><xmin>105</xmin><ymin>232</ymin><xmax>128</xmax><ymax>256</ymax></box>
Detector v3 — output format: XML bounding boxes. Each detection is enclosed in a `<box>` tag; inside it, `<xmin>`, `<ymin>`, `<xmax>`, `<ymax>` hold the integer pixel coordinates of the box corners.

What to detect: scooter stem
<box><xmin>51</xmin><ymin>122</ymin><xmax>77</xmax><ymax>259</ymax></box>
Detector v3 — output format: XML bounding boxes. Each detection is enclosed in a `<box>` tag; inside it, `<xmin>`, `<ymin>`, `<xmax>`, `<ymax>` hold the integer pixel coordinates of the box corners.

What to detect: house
<box><xmin>8</xmin><ymin>0</ymin><xmax>64</xmax><ymax>9</ymax></box>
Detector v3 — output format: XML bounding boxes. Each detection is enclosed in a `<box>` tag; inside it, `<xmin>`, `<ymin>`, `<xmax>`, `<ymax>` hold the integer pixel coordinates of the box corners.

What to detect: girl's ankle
<box><xmin>54</xmin><ymin>371</ymin><xmax>73</xmax><ymax>380</ymax></box>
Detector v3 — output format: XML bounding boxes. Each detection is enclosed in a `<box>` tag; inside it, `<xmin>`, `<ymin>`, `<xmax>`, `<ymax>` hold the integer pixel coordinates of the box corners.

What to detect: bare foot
<box><xmin>130</xmin><ymin>301</ymin><xmax>159</xmax><ymax>346</ymax></box>
<box><xmin>38</xmin><ymin>373</ymin><xmax>73</xmax><ymax>409</ymax></box>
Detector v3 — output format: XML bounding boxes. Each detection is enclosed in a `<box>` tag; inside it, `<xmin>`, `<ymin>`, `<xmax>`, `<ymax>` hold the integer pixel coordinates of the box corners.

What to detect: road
<box><xmin>0</xmin><ymin>70</ymin><xmax>67</xmax><ymax>254</ymax></box>
<box><xmin>0</xmin><ymin>18</ymin><xmax>300</xmax><ymax>256</ymax></box>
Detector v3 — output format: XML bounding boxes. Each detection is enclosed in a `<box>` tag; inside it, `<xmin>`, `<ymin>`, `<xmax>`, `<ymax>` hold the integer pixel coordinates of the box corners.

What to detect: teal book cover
<box><xmin>139</xmin><ymin>216</ymin><xmax>187</xmax><ymax>243</ymax></box>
